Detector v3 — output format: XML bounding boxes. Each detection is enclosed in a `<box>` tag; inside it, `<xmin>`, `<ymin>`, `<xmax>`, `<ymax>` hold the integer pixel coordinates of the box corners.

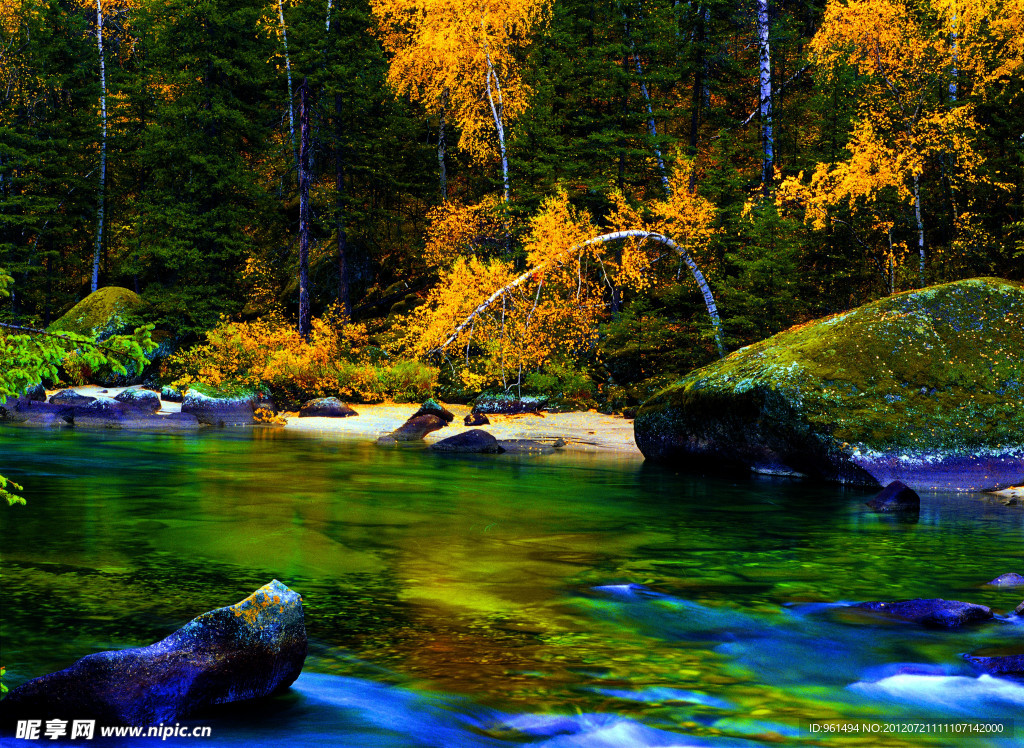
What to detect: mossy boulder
<box><xmin>634</xmin><ymin>278</ymin><xmax>1024</xmax><ymax>491</ymax></box>
<box><xmin>49</xmin><ymin>287</ymin><xmax>147</xmax><ymax>340</ymax></box>
<box><xmin>181</xmin><ymin>383</ymin><xmax>273</xmax><ymax>426</ymax></box>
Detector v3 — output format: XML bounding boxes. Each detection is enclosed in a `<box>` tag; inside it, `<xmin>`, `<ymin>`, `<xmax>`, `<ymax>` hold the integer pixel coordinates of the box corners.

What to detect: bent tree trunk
<box><xmin>435</xmin><ymin>230</ymin><xmax>726</xmax><ymax>357</ymax></box>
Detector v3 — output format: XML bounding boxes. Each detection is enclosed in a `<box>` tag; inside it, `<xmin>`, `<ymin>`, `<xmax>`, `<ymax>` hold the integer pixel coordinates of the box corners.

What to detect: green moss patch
<box><xmin>643</xmin><ymin>278</ymin><xmax>1024</xmax><ymax>455</ymax></box>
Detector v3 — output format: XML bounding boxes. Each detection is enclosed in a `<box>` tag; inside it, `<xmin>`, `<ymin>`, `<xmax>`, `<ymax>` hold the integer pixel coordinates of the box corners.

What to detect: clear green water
<box><xmin>2</xmin><ymin>426</ymin><xmax>1024</xmax><ymax>746</ymax></box>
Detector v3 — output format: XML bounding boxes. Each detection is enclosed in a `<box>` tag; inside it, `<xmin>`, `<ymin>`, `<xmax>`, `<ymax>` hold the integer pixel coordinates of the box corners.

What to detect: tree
<box><xmin>371</xmin><ymin>0</ymin><xmax>548</xmax><ymax>202</ymax></box>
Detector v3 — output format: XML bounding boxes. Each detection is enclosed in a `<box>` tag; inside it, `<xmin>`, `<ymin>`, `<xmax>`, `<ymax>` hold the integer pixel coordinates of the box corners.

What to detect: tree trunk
<box><xmin>334</xmin><ymin>92</ymin><xmax>351</xmax><ymax>317</ymax></box>
<box><xmin>298</xmin><ymin>78</ymin><xmax>312</xmax><ymax>339</ymax></box>
<box><xmin>92</xmin><ymin>0</ymin><xmax>107</xmax><ymax>294</ymax></box>
<box><xmin>913</xmin><ymin>173</ymin><xmax>925</xmax><ymax>287</ymax></box>
<box><xmin>757</xmin><ymin>0</ymin><xmax>774</xmax><ymax>196</ymax></box>
<box><xmin>436</xmin><ymin>230</ymin><xmax>725</xmax><ymax>357</ymax></box>
<box><xmin>621</xmin><ymin>11</ymin><xmax>670</xmax><ymax>197</ymax></box>
<box><xmin>482</xmin><ymin>36</ymin><xmax>510</xmax><ymax>202</ymax></box>
<box><xmin>277</xmin><ymin>0</ymin><xmax>297</xmax><ymax>170</ymax></box>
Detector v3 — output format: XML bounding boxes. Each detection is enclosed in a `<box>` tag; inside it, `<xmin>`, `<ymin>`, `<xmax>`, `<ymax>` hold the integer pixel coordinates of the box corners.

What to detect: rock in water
<box><xmin>634</xmin><ymin>278</ymin><xmax>1024</xmax><ymax>491</ymax></box>
<box><xmin>986</xmin><ymin>572</ymin><xmax>1024</xmax><ymax>587</ymax></box>
<box><xmin>464</xmin><ymin>412</ymin><xmax>490</xmax><ymax>426</ymax></box>
<box><xmin>866</xmin><ymin>481</ymin><xmax>920</xmax><ymax>512</ymax></box>
<box><xmin>851</xmin><ymin>598</ymin><xmax>993</xmax><ymax>628</ymax></box>
<box><xmin>413</xmin><ymin>398</ymin><xmax>454</xmax><ymax>423</ymax></box>
<box><xmin>298</xmin><ymin>397</ymin><xmax>358</xmax><ymax>418</ymax></box>
<box><xmin>431</xmin><ymin>429</ymin><xmax>504</xmax><ymax>453</ymax></box>
<box><xmin>963</xmin><ymin>654</ymin><xmax>1024</xmax><ymax>677</ymax></box>
<box><xmin>389</xmin><ymin>414</ymin><xmax>446</xmax><ymax>441</ymax></box>
<box><xmin>0</xmin><ymin>581</ymin><xmax>306</xmax><ymax>726</ymax></box>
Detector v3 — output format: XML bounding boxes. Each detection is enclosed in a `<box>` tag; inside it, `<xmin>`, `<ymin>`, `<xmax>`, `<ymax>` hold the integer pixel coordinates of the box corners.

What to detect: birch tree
<box><xmin>370</xmin><ymin>0</ymin><xmax>548</xmax><ymax>202</ymax></box>
<box><xmin>756</xmin><ymin>0</ymin><xmax>773</xmax><ymax>195</ymax></box>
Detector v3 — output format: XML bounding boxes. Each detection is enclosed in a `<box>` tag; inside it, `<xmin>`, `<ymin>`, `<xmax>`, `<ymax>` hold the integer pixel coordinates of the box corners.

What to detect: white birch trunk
<box><xmin>949</xmin><ymin>11</ymin><xmax>958</xmax><ymax>102</ymax></box>
<box><xmin>436</xmin><ymin>230</ymin><xmax>725</xmax><ymax>357</ymax></box>
<box><xmin>91</xmin><ymin>0</ymin><xmax>107</xmax><ymax>294</ymax></box>
<box><xmin>483</xmin><ymin>46</ymin><xmax>510</xmax><ymax>203</ymax></box>
<box><xmin>913</xmin><ymin>173</ymin><xmax>925</xmax><ymax>286</ymax></box>
<box><xmin>756</xmin><ymin>0</ymin><xmax>774</xmax><ymax>193</ymax></box>
<box><xmin>277</xmin><ymin>0</ymin><xmax>297</xmax><ymax>168</ymax></box>
<box><xmin>326</xmin><ymin>0</ymin><xmax>333</xmax><ymax>31</ymax></box>
<box><xmin>628</xmin><ymin>38</ymin><xmax>670</xmax><ymax>197</ymax></box>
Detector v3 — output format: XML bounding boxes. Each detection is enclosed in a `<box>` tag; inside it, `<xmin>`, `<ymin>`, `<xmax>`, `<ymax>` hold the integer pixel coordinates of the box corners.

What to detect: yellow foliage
<box><xmin>424</xmin><ymin>197</ymin><xmax>505</xmax><ymax>270</ymax></box>
<box><xmin>371</xmin><ymin>0</ymin><xmax>548</xmax><ymax>162</ymax></box>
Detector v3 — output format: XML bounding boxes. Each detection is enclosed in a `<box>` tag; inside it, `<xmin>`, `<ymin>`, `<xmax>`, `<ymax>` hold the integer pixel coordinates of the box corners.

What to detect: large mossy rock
<box><xmin>48</xmin><ymin>287</ymin><xmax>173</xmax><ymax>387</ymax></box>
<box><xmin>49</xmin><ymin>287</ymin><xmax>147</xmax><ymax>339</ymax></box>
<box><xmin>634</xmin><ymin>278</ymin><xmax>1024</xmax><ymax>490</ymax></box>
<box><xmin>0</xmin><ymin>581</ymin><xmax>306</xmax><ymax>727</ymax></box>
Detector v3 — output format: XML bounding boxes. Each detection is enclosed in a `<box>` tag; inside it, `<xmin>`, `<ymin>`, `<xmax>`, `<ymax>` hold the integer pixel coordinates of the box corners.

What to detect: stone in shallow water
<box><xmin>866</xmin><ymin>480</ymin><xmax>920</xmax><ymax>512</ymax></box>
<box><xmin>431</xmin><ymin>429</ymin><xmax>504</xmax><ymax>453</ymax></box>
<box><xmin>986</xmin><ymin>572</ymin><xmax>1024</xmax><ymax>587</ymax></box>
<box><xmin>963</xmin><ymin>653</ymin><xmax>1024</xmax><ymax>677</ymax></box>
<box><xmin>0</xmin><ymin>580</ymin><xmax>306</xmax><ymax>727</ymax></box>
<box><xmin>852</xmin><ymin>598</ymin><xmax>993</xmax><ymax>628</ymax></box>
<box><xmin>389</xmin><ymin>414</ymin><xmax>446</xmax><ymax>441</ymax></box>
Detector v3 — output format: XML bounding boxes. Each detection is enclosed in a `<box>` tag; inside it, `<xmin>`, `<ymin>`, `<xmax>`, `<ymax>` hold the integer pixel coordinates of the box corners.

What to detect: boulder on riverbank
<box><xmin>471</xmin><ymin>394</ymin><xmax>547</xmax><ymax>415</ymax></box>
<box><xmin>431</xmin><ymin>429</ymin><xmax>504</xmax><ymax>453</ymax></box>
<box><xmin>851</xmin><ymin>598</ymin><xmax>993</xmax><ymax>628</ymax></box>
<box><xmin>0</xmin><ymin>581</ymin><xmax>306</xmax><ymax>727</ymax></box>
<box><xmin>114</xmin><ymin>386</ymin><xmax>161</xmax><ymax>413</ymax></box>
<box><xmin>963</xmin><ymin>654</ymin><xmax>1024</xmax><ymax>677</ymax></box>
<box><xmin>299</xmin><ymin>397</ymin><xmax>358</xmax><ymax>418</ymax></box>
<box><xmin>464</xmin><ymin>412</ymin><xmax>490</xmax><ymax>426</ymax></box>
<box><xmin>413</xmin><ymin>398</ymin><xmax>454</xmax><ymax>423</ymax></box>
<box><xmin>181</xmin><ymin>383</ymin><xmax>272</xmax><ymax>426</ymax></box>
<box><xmin>386</xmin><ymin>414</ymin><xmax>447</xmax><ymax>442</ymax></box>
<box><xmin>634</xmin><ymin>278</ymin><xmax>1024</xmax><ymax>491</ymax></box>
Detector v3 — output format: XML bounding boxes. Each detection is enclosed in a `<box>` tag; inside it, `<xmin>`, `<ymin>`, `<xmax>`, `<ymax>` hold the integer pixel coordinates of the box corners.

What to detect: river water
<box><xmin>2</xmin><ymin>426</ymin><xmax>1023</xmax><ymax>746</ymax></box>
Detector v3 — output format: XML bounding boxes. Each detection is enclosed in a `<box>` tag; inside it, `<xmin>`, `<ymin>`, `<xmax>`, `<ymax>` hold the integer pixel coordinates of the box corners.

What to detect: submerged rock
<box><xmin>0</xmin><ymin>580</ymin><xmax>306</xmax><ymax>726</ymax></box>
<box><xmin>963</xmin><ymin>654</ymin><xmax>1024</xmax><ymax>677</ymax></box>
<box><xmin>497</xmin><ymin>439</ymin><xmax>557</xmax><ymax>455</ymax></box>
<box><xmin>852</xmin><ymin>599</ymin><xmax>993</xmax><ymax>628</ymax></box>
<box><xmin>464</xmin><ymin>412</ymin><xmax>490</xmax><ymax>426</ymax></box>
<box><xmin>413</xmin><ymin>398</ymin><xmax>454</xmax><ymax>423</ymax></box>
<box><xmin>986</xmin><ymin>572</ymin><xmax>1024</xmax><ymax>587</ymax></box>
<box><xmin>635</xmin><ymin>278</ymin><xmax>1024</xmax><ymax>491</ymax></box>
<box><xmin>299</xmin><ymin>397</ymin><xmax>358</xmax><ymax>418</ymax></box>
<box><xmin>431</xmin><ymin>429</ymin><xmax>504</xmax><ymax>453</ymax></box>
<box><xmin>866</xmin><ymin>481</ymin><xmax>920</xmax><ymax>512</ymax></box>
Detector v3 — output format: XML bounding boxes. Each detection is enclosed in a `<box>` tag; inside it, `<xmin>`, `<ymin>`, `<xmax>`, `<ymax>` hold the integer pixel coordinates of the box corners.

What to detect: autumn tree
<box><xmin>371</xmin><ymin>0</ymin><xmax>548</xmax><ymax>202</ymax></box>
<box><xmin>779</xmin><ymin>0</ymin><xmax>994</xmax><ymax>288</ymax></box>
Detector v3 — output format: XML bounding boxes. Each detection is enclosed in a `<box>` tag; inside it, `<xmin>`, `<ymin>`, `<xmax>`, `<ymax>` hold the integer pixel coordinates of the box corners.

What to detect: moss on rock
<box><xmin>48</xmin><ymin>287</ymin><xmax>147</xmax><ymax>340</ymax></box>
<box><xmin>635</xmin><ymin>278</ymin><xmax>1024</xmax><ymax>489</ymax></box>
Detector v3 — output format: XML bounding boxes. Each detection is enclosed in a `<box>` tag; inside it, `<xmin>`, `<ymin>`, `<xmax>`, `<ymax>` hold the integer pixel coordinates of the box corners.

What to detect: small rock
<box><xmin>1004</xmin><ymin>498</ymin><xmax>1020</xmax><ymax>506</ymax></box>
<box><xmin>866</xmin><ymin>481</ymin><xmax>920</xmax><ymax>512</ymax></box>
<box><xmin>160</xmin><ymin>385</ymin><xmax>184</xmax><ymax>403</ymax></box>
<box><xmin>852</xmin><ymin>598</ymin><xmax>993</xmax><ymax>628</ymax></box>
<box><xmin>986</xmin><ymin>572</ymin><xmax>1024</xmax><ymax>587</ymax></box>
<box><xmin>471</xmin><ymin>394</ymin><xmax>547</xmax><ymax>415</ymax></box>
<box><xmin>299</xmin><ymin>397</ymin><xmax>358</xmax><ymax>418</ymax></box>
<box><xmin>375</xmin><ymin>435</ymin><xmax>398</xmax><ymax>447</ymax></box>
<box><xmin>25</xmin><ymin>383</ymin><xmax>46</xmax><ymax>402</ymax></box>
<box><xmin>390</xmin><ymin>414</ymin><xmax>446</xmax><ymax>442</ymax></box>
<box><xmin>1014</xmin><ymin>600</ymin><xmax>1024</xmax><ymax>616</ymax></box>
<box><xmin>963</xmin><ymin>653</ymin><xmax>1024</xmax><ymax>677</ymax></box>
<box><xmin>464</xmin><ymin>412</ymin><xmax>490</xmax><ymax>426</ymax></box>
<box><xmin>413</xmin><ymin>398</ymin><xmax>454</xmax><ymax>423</ymax></box>
<box><xmin>552</xmin><ymin>437</ymin><xmax>567</xmax><ymax>448</ymax></box>
<box><xmin>431</xmin><ymin>429</ymin><xmax>504</xmax><ymax>453</ymax></box>
<box><xmin>48</xmin><ymin>389</ymin><xmax>96</xmax><ymax>407</ymax></box>
<box><xmin>0</xmin><ymin>581</ymin><xmax>306</xmax><ymax>726</ymax></box>
<box><xmin>114</xmin><ymin>386</ymin><xmax>161</xmax><ymax>413</ymax></box>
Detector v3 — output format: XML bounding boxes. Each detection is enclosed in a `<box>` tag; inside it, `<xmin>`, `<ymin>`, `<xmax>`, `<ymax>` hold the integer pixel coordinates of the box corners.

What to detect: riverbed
<box><xmin>2</xmin><ymin>426</ymin><xmax>1024</xmax><ymax>746</ymax></box>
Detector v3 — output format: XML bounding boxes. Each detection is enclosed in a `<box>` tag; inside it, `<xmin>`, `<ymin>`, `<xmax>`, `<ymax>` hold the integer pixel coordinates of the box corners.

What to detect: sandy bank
<box><xmin>58</xmin><ymin>386</ymin><xmax>643</xmax><ymax>457</ymax></box>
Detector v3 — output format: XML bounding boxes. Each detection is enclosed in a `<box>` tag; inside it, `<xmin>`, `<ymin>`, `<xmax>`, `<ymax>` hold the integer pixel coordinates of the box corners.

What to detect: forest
<box><xmin>2</xmin><ymin>0</ymin><xmax>1023</xmax><ymax>409</ymax></box>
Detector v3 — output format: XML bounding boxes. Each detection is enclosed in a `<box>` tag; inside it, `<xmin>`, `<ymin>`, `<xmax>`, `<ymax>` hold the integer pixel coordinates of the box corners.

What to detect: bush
<box><xmin>166</xmin><ymin>311</ymin><xmax>438</xmax><ymax>406</ymax></box>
